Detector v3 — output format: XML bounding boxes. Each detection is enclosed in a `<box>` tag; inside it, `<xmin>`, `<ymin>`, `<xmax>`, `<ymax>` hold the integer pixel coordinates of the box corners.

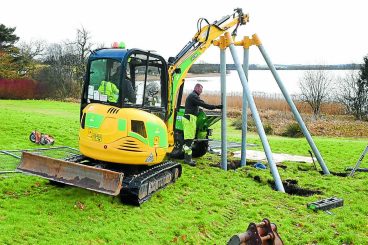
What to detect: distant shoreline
<box><xmin>188</xmin><ymin>63</ymin><xmax>361</xmax><ymax>75</ymax></box>
<box><xmin>186</xmin><ymin>73</ymin><xmax>221</xmax><ymax>78</ymax></box>
<box><xmin>187</xmin><ymin>66</ymin><xmax>359</xmax><ymax>78</ymax></box>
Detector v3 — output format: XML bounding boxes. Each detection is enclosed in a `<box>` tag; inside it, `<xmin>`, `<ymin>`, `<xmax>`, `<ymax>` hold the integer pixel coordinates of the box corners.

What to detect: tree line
<box><xmin>0</xmin><ymin>24</ymin><xmax>95</xmax><ymax>99</ymax></box>
<box><xmin>1</xmin><ymin>23</ymin><xmax>368</xmax><ymax>121</ymax></box>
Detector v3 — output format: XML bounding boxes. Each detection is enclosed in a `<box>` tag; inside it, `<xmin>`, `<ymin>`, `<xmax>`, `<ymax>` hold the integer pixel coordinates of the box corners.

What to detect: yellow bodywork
<box><xmin>79</xmin><ymin>104</ymin><xmax>168</xmax><ymax>165</ymax></box>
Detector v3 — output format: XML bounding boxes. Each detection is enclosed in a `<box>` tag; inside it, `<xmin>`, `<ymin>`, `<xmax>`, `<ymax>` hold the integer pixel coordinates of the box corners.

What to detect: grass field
<box><xmin>0</xmin><ymin>100</ymin><xmax>367</xmax><ymax>244</ymax></box>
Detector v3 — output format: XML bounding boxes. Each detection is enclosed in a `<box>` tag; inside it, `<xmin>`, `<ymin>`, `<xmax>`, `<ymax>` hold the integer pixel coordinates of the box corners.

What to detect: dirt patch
<box><xmin>209</xmin><ymin>159</ymin><xmax>244</xmax><ymax>170</ymax></box>
<box><xmin>253</xmin><ymin>175</ymin><xmax>262</xmax><ymax>183</ymax></box>
<box><xmin>268</xmin><ymin>179</ymin><xmax>323</xmax><ymax>196</ymax></box>
<box><xmin>210</xmin><ymin>160</ymin><xmax>287</xmax><ymax>171</ymax></box>
<box><xmin>319</xmin><ymin>171</ymin><xmax>349</xmax><ymax>177</ymax></box>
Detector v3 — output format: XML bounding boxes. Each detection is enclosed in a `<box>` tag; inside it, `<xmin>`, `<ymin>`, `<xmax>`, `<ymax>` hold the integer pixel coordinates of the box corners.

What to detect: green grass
<box><xmin>1</xmin><ymin>100</ymin><xmax>368</xmax><ymax>244</ymax></box>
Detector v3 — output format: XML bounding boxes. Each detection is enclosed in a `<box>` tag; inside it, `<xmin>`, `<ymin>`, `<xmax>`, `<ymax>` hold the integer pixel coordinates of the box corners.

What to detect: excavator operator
<box><xmin>97</xmin><ymin>63</ymin><xmax>135</xmax><ymax>103</ymax></box>
<box><xmin>182</xmin><ymin>83</ymin><xmax>222</xmax><ymax>166</ymax></box>
<box><xmin>98</xmin><ymin>62</ymin><xmax>121</xmax><ymax>103</ymax></box>
<box><xmin>98</xmin><ymin>80</ymin><xmax>119</xmax><ymax>103</ymax></box>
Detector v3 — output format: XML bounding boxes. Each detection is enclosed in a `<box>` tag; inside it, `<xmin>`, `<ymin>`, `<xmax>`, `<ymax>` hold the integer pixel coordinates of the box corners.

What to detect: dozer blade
<box><xmin>17</xmin><ymin>152</ymin><xmax>123</xmax><ymax>196</ymax></box>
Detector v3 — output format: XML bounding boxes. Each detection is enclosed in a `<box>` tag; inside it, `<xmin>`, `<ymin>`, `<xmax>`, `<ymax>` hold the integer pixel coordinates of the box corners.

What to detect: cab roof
<box><xmin>89</xmin><ymin>48</ymin><xmax>129</xmax><ymax>61</ymax></box>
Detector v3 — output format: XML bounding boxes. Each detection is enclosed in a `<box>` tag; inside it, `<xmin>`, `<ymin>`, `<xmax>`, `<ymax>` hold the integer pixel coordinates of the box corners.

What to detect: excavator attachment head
<box><xmin>17</xmin><ymin>152</ymin><xmax>123</xmax><ymax>196</ymax></box>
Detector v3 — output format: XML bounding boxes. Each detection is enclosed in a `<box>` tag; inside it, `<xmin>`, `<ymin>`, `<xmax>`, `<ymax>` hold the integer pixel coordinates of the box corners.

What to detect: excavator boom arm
<box><xmin>166</xmin><ymin>8</ymin><xmax>249</xmax><ymax>148</ymax></box>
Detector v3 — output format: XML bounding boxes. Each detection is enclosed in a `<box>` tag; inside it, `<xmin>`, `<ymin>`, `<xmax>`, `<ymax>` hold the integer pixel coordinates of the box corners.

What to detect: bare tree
<box><xmin>36</xmin><ymin>43</ymin><xmax>80</xmax><ymax>98</ymax></box>
<box><xmin>299</xmin><ymin>69</ymin><xmax>332</xmax><ymax>119</ymax></box>
<box><xmin>62</xmin><ymin>26</ymin><xmax>94</xmax><ymax>87</ymax></box>
<box><xmin>73</xmin><ymin>26</ymin><xmax>93</xmax><ymax>85</ymax></box>
<box><xmin>336</xmin><ymin>70</ymin><xmax>359</xmax><ymax>114</ymax></box>
<box><xmin>41</xmin><ymin>26</ymin><xmax>94</xmax><ymax>98</ymax></box>
<box><xmin>34</xmin><ymin>27</ymin><xmax>97</xmax><ymax>99</ymax></box>
<box><xmin>76</xmin><ymin>27</ymin><xmax>93</xmax><ymax>62</ymax></box>
<box><xmin>17</xmin><ymin>39</ymin><xmax>46</xmax><ymax>59</ymax></box>
<box><xmin>337</xmin><ymin>68</ymin><xmax>368</xmax><ymax>120</ymax></box>
<box><xmin>16</xmin><ymin>39</ymin><xmax>46</xmax><ymax>76</ymax></box>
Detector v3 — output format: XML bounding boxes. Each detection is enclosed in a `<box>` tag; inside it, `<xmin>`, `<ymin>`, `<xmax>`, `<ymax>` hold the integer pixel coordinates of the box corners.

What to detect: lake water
<box><xmin>184</xmin><ymin>70</ymin><xmax>355</xmax><ymax>96</ymax></box>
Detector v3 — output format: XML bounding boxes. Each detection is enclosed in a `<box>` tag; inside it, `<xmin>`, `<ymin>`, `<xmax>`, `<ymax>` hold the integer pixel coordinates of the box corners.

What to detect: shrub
<box><xmin>281</xmin><ymin>123</ymin><xmax>304</xmax><ymax>138</ymax></box>
<box><xmin>264</xmin><ymin>124</ymin><xmax>273</xmax><ymax>135</ymax></box>
<box><xmin>231</xmin><ymin>117</ymin><xmax>257</xmax><ymax>131</ymax></box>
<box><xmin>227</xmin><ymin>109</ymin><xmax>242</xmax><ymax>118</ymax></box>
<box><xmin>231</xmin><ymin>117</ymin><xmax>242</xmax><ymax>130</ymax></box>
<box><xmin>247</xmin><ymin>120</ymin><xmax>257</xmax><ymax>132</ymax></box>
<box><xmin>231</xmin><ymin>117</ymin><xmax>274</xmax><ymax>134</ymax></box>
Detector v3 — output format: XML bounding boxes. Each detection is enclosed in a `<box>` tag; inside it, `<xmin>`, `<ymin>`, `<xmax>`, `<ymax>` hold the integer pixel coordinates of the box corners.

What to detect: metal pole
<box><xmin>240</xmin><ymin>47</ymin><xmax>249</xmax><ymax>167</ymax></box>
<box><xmin>0</xmin><ymin>170</ymin><xmax>21</xmax><ymax>174</ymax></box>
<box><xmin>255</xmin><ymin>37</ymin><xmax>330</xmax><ymax>175</ymax></box>
<box><xmin>220</xmin><ymin>48</ymin><xmax>227</xmax><ymax>171</ymax></box>
<box><xmin>349</xmin><ymin>145</ymin><xmax>368</xmax><ymax>177</ymax></box>
<box><xmin>229</xmin><ymin>43</ymin><xmax>285</xmax><ymax>192</ymax></box>
<box><xmin>0</xmin><ymin>150</ymin><xmax>21</xmax><ymax>159</ymax></box>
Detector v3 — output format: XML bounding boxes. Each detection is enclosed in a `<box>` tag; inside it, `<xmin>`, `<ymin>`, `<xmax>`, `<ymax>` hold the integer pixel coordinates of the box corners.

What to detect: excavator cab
<box><xmin>81</xmin><ymin>48</ymin><xmax>169</xmax><ymax>120</ymax></box>
<box><xmin>79</xmin><ymin>48</ymin><xmax>171</xmax><ymax>165</ymax></box>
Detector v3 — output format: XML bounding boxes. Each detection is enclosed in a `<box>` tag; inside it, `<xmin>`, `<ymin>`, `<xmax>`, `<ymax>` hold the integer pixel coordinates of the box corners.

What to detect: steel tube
<box><xmin>0</xmin><ymin>150</ymin><xmax>21</xmax><ymax>159</ymax></box>
<box><xmin>220</xmin><ymin>48</ymin><xmax>228</xmax><ymax>171</ymax></box>
<box><xmin>349</xmin><ymin>145</ymin><xmax>368</xmax><ymax>177</ymax></box>
<box><xmin>0</xmin><ymin>171</ymin><xmax>21</xmax><ymax>174</ymax></box>
<box><xmin>241</xmin><ymin>48</ymin><xmax>249</xmax><ymax>167</ymax></box>
<box><xmin>257</xmin><ymin>44</ymin><xmax>330</xmax><ymax>175</ymax></box>
<box><xmin>229</xmin><ymin>44</ymin><xmax>285</xmax><ymax>192</ymax></box>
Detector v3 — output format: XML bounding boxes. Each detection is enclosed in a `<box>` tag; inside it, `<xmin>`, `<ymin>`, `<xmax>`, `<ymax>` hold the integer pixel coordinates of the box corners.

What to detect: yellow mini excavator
<box><xmin>17</xmin><ymin>9</ymin><xmax>249</xmax><ymax>205</ymax></box>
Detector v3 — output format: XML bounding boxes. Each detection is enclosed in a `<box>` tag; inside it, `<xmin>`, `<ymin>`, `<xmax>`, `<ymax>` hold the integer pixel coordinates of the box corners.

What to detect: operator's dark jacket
<box><xmin>185</xmin><ymin>91</ymin><xmax>217</xmax><ymax>116</ymax></box>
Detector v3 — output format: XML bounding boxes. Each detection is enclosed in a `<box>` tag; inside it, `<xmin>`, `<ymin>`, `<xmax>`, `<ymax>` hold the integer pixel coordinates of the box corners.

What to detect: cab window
<box><xmin>88</xmin><ymin>59</ymin><xmax>121</xmax><ymax>104</ymax></box>
<box><xmin>125</xmin><ymin>53</ymin><xmax>165</xmax><ymax>109</ymax></box>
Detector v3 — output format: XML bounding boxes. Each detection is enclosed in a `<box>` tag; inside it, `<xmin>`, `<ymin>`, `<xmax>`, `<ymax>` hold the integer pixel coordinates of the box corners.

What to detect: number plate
<box><xmin>92</xmin><ymin>133</ymin><xmax>102</xmax><ymax>142</ymax></box>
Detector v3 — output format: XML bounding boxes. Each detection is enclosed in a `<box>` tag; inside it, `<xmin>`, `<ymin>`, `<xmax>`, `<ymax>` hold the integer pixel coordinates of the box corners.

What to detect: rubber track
<box><xmin>64</xmin><ymin>155</ymin><xmax>182</xmax><ymax>205</ymax></box>
<box><xmin>121</xmin><ymin>161</ymin><xmax>182</xmax><ymax>205</ymax></box>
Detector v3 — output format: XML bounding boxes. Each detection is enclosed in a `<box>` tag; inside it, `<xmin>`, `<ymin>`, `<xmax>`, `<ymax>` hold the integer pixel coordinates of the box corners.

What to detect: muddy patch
<box><xmin>253</xmin><ymin>175</ymin><xmax>262</xmax><ymax>183</ymax></box>
<box><xmin>268</xmin><ymin>179</ymin><xmax>323</xmax><ymax>196</ymax></box>
<box><xmin>209</xmin><ymin>160</ymin><xmax>245</xmax><ymax>170</ymax></box>
<box><xmin>210</xmin><ymin>160</ymin><xmax>287</xmax><ymax>170</ymax></box>
<box><xmin>297</xmin><ymin>166</ymin><xmax>349</xmax><ymax>177</ymax></box>
<box><xmin>319</xmin><ymin>171</ymin><xmax>349</xmax><ymax>177</ymax></box>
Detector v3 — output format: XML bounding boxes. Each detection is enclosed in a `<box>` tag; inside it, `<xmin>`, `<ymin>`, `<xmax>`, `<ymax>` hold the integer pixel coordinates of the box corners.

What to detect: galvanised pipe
<box><xmin>255</xmin><ymin>38</ymin><xmax>330</xmax><ymax>175</ymax></box>
<box><xmin>228</xmin><ymin>42</ymin><xmax>285</xmax><ymax>192</ymax></box>
<box><xmin>220</xmin><ymin>48</ymin><xmax>228</xmax><ymax>171</ymax></box>
<box><xmin>241</xmin><ymin>47</ymin><xmax>249</xmax><ymax>167</ymax></box>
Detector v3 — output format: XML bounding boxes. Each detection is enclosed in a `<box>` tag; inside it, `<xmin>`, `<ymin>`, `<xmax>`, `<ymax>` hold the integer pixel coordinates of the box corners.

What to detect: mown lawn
<box><xmin>0</xmin><ymin>100</ymin><xmax>367</xmax><ymax>244</ymax></box>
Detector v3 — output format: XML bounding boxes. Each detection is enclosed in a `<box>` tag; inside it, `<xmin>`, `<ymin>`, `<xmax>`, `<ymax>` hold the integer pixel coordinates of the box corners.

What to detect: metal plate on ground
<box><xmin>208</xmin><ymin>140</ymin><xmax>256</xmax><ymax>150</ymax></box>
<box><xmin>0</xmin><ymin>146</ymin><xmax>80</xmax><ymax>174</ymax></box>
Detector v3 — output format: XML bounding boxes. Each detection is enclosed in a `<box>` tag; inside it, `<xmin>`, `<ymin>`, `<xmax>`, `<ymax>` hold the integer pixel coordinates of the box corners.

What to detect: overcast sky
<box><xmin>1</xmin><ymin>0</ymin><xmax>367</xmax><ymax>65</ymax></box>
